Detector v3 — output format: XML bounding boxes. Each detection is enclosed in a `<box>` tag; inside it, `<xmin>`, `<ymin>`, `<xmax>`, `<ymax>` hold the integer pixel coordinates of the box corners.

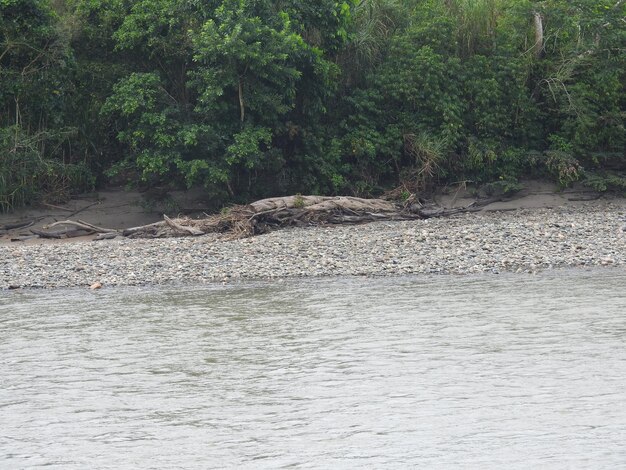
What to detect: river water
<box><xmin>1</xmin><ymin>270</ymin><xmax>625</xmax><ymax>469</ymax></box>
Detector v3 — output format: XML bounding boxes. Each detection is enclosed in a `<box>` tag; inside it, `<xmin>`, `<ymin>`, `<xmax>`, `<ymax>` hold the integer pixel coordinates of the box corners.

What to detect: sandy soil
<box><xmin>0</xmin><ymin>187</ymin><xmax>210</xmax><ymax>245</ymax></box>
<box><xmin>0</xmin><ymin>181</ymin><xmax>623</xmax><ymax>245</ymax></box>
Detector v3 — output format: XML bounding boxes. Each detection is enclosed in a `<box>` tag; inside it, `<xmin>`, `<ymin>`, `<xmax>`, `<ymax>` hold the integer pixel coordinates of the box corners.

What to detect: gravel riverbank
<box><xmin>2</xmin><ymin>202</ymin><xmax>625</xmax><ymax>289</ymax></box>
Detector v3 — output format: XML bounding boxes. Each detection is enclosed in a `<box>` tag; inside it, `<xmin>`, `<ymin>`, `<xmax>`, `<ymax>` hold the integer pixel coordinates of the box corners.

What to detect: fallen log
<box><xmin>123</xmin><ymin>220</ymin><xmax>164</xmax><ymax>236</ymax></box>
<box><xmin>94</xmin><ymin>232</ymin><xmax>120</xmax><ymax>241</ymax></box>
<box><xmin>63</xmin><ymin>229</ymin><xmax>94</xmax><ymax>238</ymax></box>
<box><xmin>31</xmin><ymin>228</ymin><xmax>94</xmax><ymax>239</ymax></box>
<box><xmin>10</xmin><ymin>235</ymin><xmax>40</xmax><ymax>242</ymax></box>
<box><xmin>30</xmin><ymin>228</ymin><xmax>64</xmax><ymax>239</ymax></box>
<box><xmin>122</xmin><ymin>220</ymin><xmax>171</xmax><ymax>238</ymax></box>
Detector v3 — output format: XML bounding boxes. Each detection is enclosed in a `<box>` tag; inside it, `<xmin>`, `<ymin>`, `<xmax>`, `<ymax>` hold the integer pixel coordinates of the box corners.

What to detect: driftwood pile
<box><xmin>120</xmin><ymin>195</ymin><xmax>485</xmax><ymax>239</ymax></box>
<box><xmin>3</xmin><ymin>195</ymin><xmax>489</xmax><ymax>241</ymax></box>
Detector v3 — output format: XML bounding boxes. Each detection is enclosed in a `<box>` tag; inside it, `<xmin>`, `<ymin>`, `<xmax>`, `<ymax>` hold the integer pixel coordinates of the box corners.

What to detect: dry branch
<box><xmin>41</xmin><ymin>202</ymin><xmax>74</xmax><ymax>212</ymax></box>
<box><xmin>67</xmin><ymin>201</ymin><xmax>100</xmax><ymax>218</ymax></box>
<box><xmin>45</xmin><ymin>219</ymin><xmax>117</xmax><ymax>233</ymax></box>
<box><xmin>163</xmin><ymin>215</ymin><xmax>204</xmax><ymax>236</ymax></box>
<box><xmin>0</xmin><ymin>217</ymin><xmax>42</xmax><ymax>231</ymax></box>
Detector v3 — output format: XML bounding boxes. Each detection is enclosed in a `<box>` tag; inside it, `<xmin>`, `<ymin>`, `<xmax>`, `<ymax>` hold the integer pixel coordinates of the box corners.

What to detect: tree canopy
<box><xmin>1</xmin><ymin>0</ymin><xmax>624</xmax><ymax>210</ymax></box>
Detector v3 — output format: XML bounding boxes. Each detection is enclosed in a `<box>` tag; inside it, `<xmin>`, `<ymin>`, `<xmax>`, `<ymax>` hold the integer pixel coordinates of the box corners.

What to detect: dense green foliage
<box><xmin>1</xmin><ymin>0</ymin><xmax>624</xmax><ymax>210</ymax></box>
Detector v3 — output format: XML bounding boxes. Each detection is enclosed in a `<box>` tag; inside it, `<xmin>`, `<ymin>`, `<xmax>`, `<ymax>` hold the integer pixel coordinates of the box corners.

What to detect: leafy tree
<box><xmin>1</xmin><ymin>0</ymin><xmax>94</xmax><ymax>210</ymax></box>
<box><xmin>102</xmin><ymin>0</ymin><xmax>352</xmax><ymax>201</ymax></box>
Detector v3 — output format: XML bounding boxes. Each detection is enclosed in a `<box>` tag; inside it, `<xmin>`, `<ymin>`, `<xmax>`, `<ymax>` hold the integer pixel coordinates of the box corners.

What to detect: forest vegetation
<box><xmin>1</xmin><ymin>0</ymin><xmax>624</xmax><ymax>212</ymax></box>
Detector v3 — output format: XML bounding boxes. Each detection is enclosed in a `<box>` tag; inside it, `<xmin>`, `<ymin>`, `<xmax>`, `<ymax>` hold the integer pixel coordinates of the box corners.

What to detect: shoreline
<box><xmin>2</xmin><ymin>201</ymin><xmax>625</xmax><ymax>290</ymax></box>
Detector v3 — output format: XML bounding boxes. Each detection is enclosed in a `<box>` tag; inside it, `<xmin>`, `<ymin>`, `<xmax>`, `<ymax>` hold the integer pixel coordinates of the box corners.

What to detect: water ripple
<box><xmin>1</xmin><ymin>269</ymin><xmax>625</xmax><ymax>468</ymax></box>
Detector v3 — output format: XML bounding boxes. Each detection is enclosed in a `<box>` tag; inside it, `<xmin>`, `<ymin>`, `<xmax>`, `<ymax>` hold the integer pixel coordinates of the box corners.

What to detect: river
<box><xmin>1</xmin><ymin>269</ymin><xmax>625</xmax><ymax>468</ymax></box>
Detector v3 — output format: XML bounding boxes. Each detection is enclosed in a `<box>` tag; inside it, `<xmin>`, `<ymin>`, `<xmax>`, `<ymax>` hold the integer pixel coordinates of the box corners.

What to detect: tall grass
<box><xmin>338</xmin><ymin>0</ymin><xmax>405</xmax><ymax>85</ymax></box>
<box><xmin>444</xmin><ymin>0</ymin><xmax>510</xmax><ymax>57</ymax></box>
<box><xmin>402</xmin><ymin>132</ymin><xmax>447</xmax><ymax>193</ymax></box>
<box><xmin>0</xmin><ymin>126</ymin><xmax>94</xmax><ymax>212</ymax></box>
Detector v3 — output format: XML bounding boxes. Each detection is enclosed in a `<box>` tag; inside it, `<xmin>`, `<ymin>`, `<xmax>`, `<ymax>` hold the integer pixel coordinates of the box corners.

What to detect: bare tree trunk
<box><xmin>13</xmin><ymin>97</ymin><xmax>20</xmax><ymax>151</ymax></box>
<box><xmin>533</xmin><ymin>12</ymin><xmax>544</xmax><ymax>58</ymax></box>
<box><xmin>238</xmin><ymin>78</ymin><xmax>245</xmax><ymax>123</ymax></box>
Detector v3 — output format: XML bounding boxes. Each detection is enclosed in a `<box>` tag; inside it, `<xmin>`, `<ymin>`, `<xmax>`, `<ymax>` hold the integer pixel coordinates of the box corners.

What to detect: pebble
<box><xmin>1</xmin><ymin>203</ymin><xmax>625</xmax><ymax>289</ymax></box>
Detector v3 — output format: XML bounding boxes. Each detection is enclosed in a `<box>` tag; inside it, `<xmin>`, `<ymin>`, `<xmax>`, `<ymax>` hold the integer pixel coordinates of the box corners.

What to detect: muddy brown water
<box><xmin>1</xmin><ymin>270</ymin><xmax>625</xmax><ymax>468</ymax></box>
